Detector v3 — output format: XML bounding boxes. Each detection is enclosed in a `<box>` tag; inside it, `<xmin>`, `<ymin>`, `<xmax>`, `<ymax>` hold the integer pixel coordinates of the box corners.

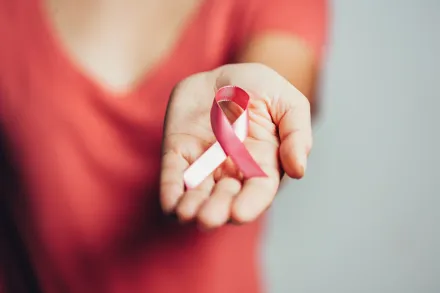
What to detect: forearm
<box><xmin>236</xmin><ymin>33</ymin><xmax>321</xmax><ymax>117</ymax></box>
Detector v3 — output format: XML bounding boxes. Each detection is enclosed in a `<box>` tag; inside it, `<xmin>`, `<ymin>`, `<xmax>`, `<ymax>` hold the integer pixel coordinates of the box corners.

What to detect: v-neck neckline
<box><xmin>32</xmin><ymin>0</ymin><xmax>208</xmax><ymax>101</ymax></box>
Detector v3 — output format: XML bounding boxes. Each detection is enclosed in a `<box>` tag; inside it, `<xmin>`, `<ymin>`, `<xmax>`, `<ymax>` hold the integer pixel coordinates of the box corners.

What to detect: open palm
<box><xmin>160</xmin><ymin>63</ymin><xmax>312</xmax><ymax>230</ymax></box>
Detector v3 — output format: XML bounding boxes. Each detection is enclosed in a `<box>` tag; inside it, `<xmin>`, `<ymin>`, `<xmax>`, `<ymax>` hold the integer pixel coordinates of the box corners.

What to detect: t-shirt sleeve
<box><xmin>235</xmin><ymin>0</ymin><xmax>328</xmax><ymax>62</ymax></box>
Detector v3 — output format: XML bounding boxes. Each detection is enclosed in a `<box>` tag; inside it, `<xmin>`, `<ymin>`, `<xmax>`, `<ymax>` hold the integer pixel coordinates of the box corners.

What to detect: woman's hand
<box><xmin>160</xmin><ymin>63</ymin><xmax>312</xmax><ymax>230</ymax></box>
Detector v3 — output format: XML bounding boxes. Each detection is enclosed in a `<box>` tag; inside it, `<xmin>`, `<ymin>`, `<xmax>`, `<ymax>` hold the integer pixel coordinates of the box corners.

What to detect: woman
<box><xmin>0</xmin><ymin>0</ymin><xmax>327</xmax><ymax>292</ymax></box>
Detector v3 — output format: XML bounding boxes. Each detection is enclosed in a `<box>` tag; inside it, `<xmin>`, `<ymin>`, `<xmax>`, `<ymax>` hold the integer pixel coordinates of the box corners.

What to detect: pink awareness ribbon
<box><xmin>183</xmin><ymin>86</ymin><xmax>267</xmax><ymax>189</ymax></box>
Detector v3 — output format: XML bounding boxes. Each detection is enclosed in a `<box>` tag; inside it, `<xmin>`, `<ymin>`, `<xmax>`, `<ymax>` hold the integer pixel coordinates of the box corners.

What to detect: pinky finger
<box><xmin>160</xmin><ymin>150</ymin><xmax>189</xmax><ymax>214</ymax></box>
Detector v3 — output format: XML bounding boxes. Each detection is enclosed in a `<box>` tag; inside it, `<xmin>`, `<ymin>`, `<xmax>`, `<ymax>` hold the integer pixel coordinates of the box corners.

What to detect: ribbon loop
<box><xmin>183</xmin><ymin>86</ymin><xmax>267</xmax><ymax>189</ymax></box>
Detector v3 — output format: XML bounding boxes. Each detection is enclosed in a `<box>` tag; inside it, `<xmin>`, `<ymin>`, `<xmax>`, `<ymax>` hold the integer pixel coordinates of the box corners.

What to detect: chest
<box><xmin>43</xmin><ymin>0</ymin><xmax>205</xmax><ymax>92</ymax></box>
<box><xmin>0</xmin><ymin>0</ymin><xmax>240</xmax><ymax>252</ymax></box>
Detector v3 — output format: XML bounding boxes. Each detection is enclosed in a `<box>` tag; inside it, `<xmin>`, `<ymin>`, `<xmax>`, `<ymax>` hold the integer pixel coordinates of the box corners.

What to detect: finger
<box><xmin>275</xmin><ymin>89</ymin><xmax>312</xmax><ymax>179</ymax></box>
<box><xmin>160</xmin><ymin>150</ymin><xmax>188</xmax><ymax>214</ymax></box>
<box><xmin>175</xmin><ymin>176</ymin><xmax>215</xmax><ymax>223</ymax></box>
<box><xmin>214</xmin><ymin>64</ymin><xmax>313</xmax><ymax>178</ymax></box>
<box><xmin>197</xmin><ymin>177</ymin><xmax>242</xmax><ymax>230</ymax></box>
<box><xmin>231</xmin><ymin>165</ymin><xmax>279</xmax><ymax>223</ymax></box>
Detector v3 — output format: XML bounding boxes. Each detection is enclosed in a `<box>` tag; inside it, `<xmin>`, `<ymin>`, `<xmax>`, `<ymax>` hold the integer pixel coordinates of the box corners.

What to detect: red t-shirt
<box><xmin>0</xmin><ymin>0</ymin><xmax>327</xmax><ymax>292</ymax></box>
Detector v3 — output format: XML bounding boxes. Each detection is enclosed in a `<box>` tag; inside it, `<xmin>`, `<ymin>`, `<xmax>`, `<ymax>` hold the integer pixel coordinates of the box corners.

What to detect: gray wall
<box><xmin>264</xmin><ymin>0</ymin><xmax>440</xmax><ymax>292</ymax></box>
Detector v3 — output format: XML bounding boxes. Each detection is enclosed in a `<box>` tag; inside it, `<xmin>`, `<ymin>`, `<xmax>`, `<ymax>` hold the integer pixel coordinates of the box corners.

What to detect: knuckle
<box><xmin>161</xmin><ymin>149</ymin><xmax>180</xmax><ymax>166</ymax></box>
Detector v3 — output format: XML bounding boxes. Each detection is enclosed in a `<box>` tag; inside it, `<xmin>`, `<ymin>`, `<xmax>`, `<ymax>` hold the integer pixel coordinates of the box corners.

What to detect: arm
<box><xmin>237</xmin><ymin>34</ymin><xmax>320</xmax><ymax>115</ymax></box>
<box><xmin>235</xmin><ymin>0</ymin><xmax>328</xmax><ymax>117</ymax></box>
<box><xmin>160</xmin><ymin>1</ymin><xmax>328</xmax><ymax>226</ymax></box>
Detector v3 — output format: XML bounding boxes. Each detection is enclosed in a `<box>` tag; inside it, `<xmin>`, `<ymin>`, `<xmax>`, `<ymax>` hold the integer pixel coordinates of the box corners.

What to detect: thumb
<box><xmin>270</xmin><ymin>86</ymin><xmax>313</xmax><ymax>179</ymax></box>
<box><xmin>210</xmin><ymin>63</ymin><xmax>313</xmax><ymax>178</ymax></box>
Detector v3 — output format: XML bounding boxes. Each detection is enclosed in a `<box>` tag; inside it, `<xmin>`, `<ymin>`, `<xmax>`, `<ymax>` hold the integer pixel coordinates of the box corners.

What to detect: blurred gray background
<box><xmin>263</xmin><ymin>0</ymin><xmax>440</xmax><ymax>292</ymax></box>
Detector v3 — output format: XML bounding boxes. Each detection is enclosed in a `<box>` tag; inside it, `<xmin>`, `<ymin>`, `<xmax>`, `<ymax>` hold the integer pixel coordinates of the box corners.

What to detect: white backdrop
<box><xmin>264</xmin><ymin>0</ymin><xmax>440</xmax><ymax>292</ymax></box>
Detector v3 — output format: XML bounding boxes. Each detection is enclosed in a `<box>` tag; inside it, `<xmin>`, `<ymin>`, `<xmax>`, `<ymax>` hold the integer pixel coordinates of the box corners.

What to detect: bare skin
<box><xmin>43</xmin><ymin>0</ymin><xmax>318</xmax><ymax>229</ymax></box>
<box><xmin>44</xmin><ymin>0</ymin><xmax>203</xmax><ymax>93</ymax></box>
<box><xmin>160</xmin><ymin>63</ymin><xmax>312</xmax><ymax>229</ymax></box>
